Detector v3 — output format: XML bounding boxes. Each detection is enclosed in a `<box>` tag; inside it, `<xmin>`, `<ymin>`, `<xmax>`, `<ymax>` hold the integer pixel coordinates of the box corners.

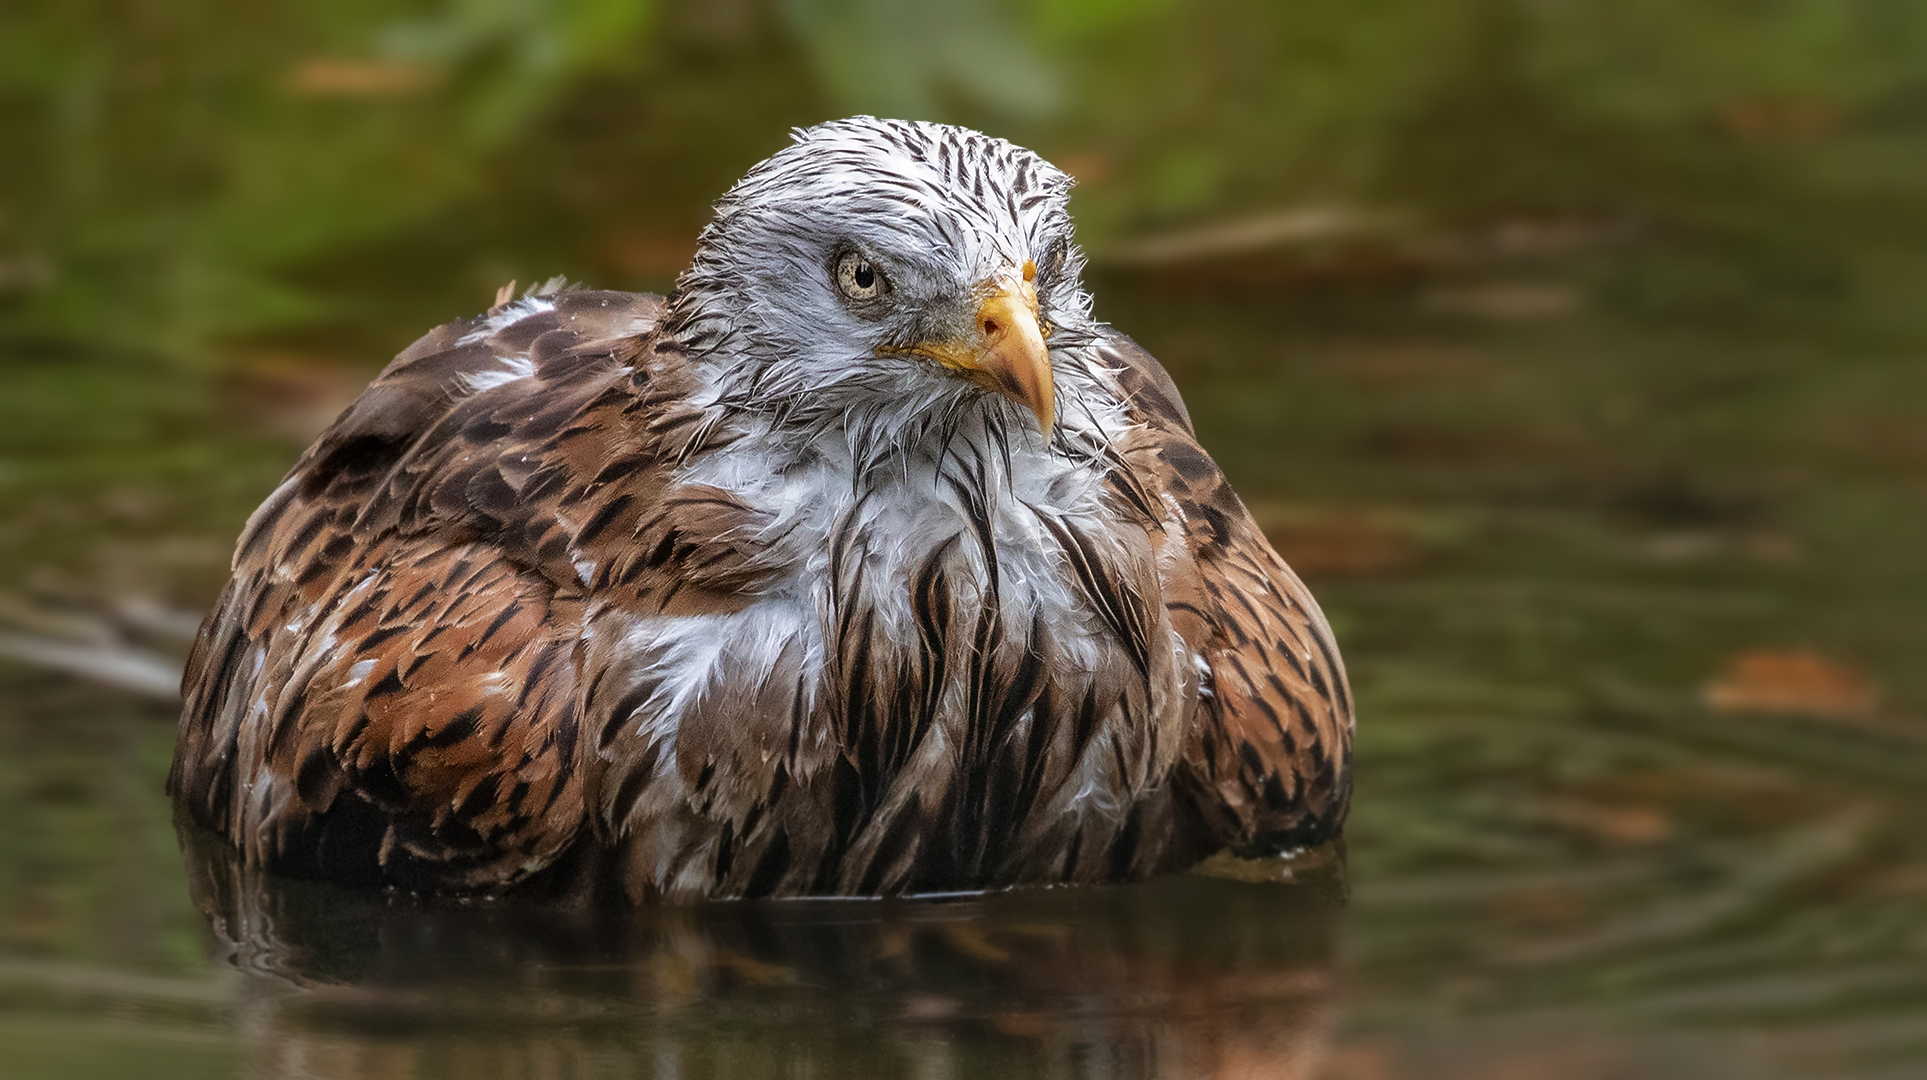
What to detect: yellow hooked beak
<box><xmin>901</xmin><ymin>261</ymin><xmax>1055</xmax><ymax>436</ymax></box>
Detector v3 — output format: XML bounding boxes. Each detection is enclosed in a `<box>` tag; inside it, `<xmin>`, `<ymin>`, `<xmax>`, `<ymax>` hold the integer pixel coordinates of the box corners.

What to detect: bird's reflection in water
<box><xmin>180</xmin><ymin>825</ymin><xmax>1345</xmax><ymax>1080</ymax></box>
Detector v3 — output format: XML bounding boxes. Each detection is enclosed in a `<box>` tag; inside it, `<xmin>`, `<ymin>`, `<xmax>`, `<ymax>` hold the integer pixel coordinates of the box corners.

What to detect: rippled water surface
<box><xmin>4</xmin><ymin>3</ymin><xmax>1927</xmax><ymax>1077</ymax></box>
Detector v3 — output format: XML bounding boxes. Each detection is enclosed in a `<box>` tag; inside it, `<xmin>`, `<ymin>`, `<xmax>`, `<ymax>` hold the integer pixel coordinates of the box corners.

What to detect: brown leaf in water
<box><xmin>285</xmin><ymin>58</ymin><xmax>433</xmax><ymax>98</ymax></box>
<box><xmin>938</xmin><ymin>925</ymin><xmax>1011</xmax><ymax>963</ymax></box>
<box><xmin>713</xmin><ymin>949</ymin><xmax>801</xmax><ymax>987</ymax></box>
<box><xmin>1534</xmin><ymin>798</ymin><xmax>1672</xmax><ymax>845</ymax></box>
<box><xmin>1702</xmin><ymin>649</ymin><xmax>1880</xmax><ymax>719</ymax></box>
<box><xmin>1720</xmin><ymin>98</ymin><xmax>1842</xmax><ymax>140</ymax></box>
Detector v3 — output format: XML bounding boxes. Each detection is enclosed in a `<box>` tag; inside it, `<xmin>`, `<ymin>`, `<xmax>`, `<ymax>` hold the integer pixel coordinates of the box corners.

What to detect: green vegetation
<box><xmin>4</xmin><ymin>1</ymin><xmax>1927</xmax><ymax>354</ymax></box>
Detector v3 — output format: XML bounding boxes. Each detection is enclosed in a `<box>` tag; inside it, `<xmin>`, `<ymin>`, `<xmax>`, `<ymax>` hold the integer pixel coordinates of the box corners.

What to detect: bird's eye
<box><xmin>834</xmin><ymin>250</ymin><xmax>889</xmax><ymax>301</ymax></box>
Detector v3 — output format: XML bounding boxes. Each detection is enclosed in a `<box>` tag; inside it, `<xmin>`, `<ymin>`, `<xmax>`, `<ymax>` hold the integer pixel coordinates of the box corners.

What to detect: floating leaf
<box><xmin>1703</xmin><ymin>649</ymin><xmax>1880</xmax><ymax>719</ymax></box>
<box><xmin>284</xmin><ymin>58</ymin><xmax>433</xmax><ymax>98</ymax></box>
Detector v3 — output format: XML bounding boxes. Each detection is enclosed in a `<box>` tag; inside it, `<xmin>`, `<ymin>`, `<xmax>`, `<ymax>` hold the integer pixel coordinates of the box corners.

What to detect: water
<box><xmin>169</xmin><ymin>829</ymin><xmax>1344</xmax><ymax>1078</ymax></box>
<box><xmin>4</xmin><ymin>3</ymin><xmax>1927</xmax><ymax>1077</ymax></box>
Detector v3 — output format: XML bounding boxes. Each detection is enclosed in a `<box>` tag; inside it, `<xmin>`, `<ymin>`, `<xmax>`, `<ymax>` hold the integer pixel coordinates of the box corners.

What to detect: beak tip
<box><xmin>972</xmin><ymin>287</ymin><xmax>1056</xmax><ymax>441</ymax></box>
<box><xmin>1030</xmin><ymin>376</ymin><xmax>1056</xmax><ymax>440</ymax></box>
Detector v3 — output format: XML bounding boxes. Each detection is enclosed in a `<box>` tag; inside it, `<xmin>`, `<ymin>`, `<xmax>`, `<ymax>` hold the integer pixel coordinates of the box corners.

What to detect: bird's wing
<box><xmin>1098</xmin><ymin>331</ymin><xmax>1354</xmax><ymax>855</ymax></box>
<box><xmin>176</xmin><ymin>538</ymin><xmax>586</xmax><ymax>890</ymax></box>
<box><xmin>171</xmin><ymin>286</ymin><xmax>771</xmax><ymax>891</ymax></box>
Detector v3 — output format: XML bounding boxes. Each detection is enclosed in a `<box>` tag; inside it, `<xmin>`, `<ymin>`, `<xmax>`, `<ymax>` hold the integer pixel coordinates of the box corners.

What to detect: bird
<box><xmin>169</xmin><ymin>117</ymin><xmax>1353</xmax><ymax>901</ymax></box>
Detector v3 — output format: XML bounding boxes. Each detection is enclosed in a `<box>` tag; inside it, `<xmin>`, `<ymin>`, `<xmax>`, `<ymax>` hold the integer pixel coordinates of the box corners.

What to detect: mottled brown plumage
<box><xmin>171</xmin><ymin>120</ymin><xmax>1351</xmax><ymax>900</ymax></box>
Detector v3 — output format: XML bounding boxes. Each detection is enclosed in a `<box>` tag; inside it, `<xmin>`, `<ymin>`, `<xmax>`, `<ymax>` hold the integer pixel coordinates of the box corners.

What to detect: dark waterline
<box><xmin>168</xmin><ymin>823</ymin><xmax>1345</xmax><ymax>1077</ymax></box>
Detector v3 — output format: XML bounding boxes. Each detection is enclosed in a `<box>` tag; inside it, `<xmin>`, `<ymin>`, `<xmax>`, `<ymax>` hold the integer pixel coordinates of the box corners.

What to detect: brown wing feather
<box><xmin>170</xmin><ymin>287</ymin><xmax>770</xmax><ymax>892</ymax></box>
<box><xmin>176</xmin><ymin>537</ymin><xmax>583</xmax><ymax>890</ymax></box>
<box><xmin>1103</xmin><ymin>331</ymin><xmax>1354</xmax><ymax>855</ymax></box>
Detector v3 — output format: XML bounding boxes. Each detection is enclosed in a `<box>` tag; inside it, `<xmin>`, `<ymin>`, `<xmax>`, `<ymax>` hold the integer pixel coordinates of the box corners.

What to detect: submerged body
<box><xmin>170</xmin><ymin>119</ymin><xmax>1352</xmax><ymax>900</ymax></box>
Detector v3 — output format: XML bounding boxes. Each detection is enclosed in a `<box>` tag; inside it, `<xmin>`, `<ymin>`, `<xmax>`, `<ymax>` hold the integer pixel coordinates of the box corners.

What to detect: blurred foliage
<box><xmin>0</xmin><ymin>0</ymin><xmax>655</xmax><ymax>353</ymax></box>
<box><xmin>4</xmin><ymin>0</ymin><xmax>1927</xmax><ymax>358</ymax></box>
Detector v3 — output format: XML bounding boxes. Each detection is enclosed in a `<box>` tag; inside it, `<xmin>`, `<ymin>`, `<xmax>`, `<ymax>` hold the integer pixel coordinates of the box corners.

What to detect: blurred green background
<box><xmin>2</xmin><ymin>2</ymin><xmax>1925</xmax><ymax>1078</ymax></box>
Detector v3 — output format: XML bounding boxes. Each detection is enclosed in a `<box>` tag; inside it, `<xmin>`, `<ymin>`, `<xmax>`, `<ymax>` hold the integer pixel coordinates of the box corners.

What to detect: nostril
<box><xmin>982</xmin><ymin>317</ymin><xmax>1001</xmax><ymax>336</ymax></box>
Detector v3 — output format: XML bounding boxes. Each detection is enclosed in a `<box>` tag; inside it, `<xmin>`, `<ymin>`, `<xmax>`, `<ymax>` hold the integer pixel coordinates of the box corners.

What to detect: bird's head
<box><xmin>669</xmin><ymin>117</ymin><xmax>1096</xmax><ymax>444</ymax></box>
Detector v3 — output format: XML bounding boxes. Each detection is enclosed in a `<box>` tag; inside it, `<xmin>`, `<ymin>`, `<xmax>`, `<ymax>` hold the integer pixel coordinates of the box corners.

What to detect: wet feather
<box><xmin>170</xmin><ymin>119</ymin><xmax>1352</xmax><ymax>900</ymax></box>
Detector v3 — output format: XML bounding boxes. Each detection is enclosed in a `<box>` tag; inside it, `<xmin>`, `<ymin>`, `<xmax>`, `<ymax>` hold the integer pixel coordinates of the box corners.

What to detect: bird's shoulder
<box><xmin>1092</xmin><ymin>328</ymin><xmax>1354</xmax><ymax>854</ymax></box>
<box><xmin>238</xmin><ymin>286</ymin><xmax>776</xmax><ymax>614</ymax></box>
<box><xmin>1093</xmin><ymin>329</ymin><xmax>1196</xmax><ymax>437</ymax></box>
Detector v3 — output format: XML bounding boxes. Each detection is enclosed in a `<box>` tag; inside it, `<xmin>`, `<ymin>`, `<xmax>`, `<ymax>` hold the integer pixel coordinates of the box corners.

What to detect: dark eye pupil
<box><xmin>854</xmin><ymin>263</ymin><xmax>875</xmax><ymax>289</ymax></box>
